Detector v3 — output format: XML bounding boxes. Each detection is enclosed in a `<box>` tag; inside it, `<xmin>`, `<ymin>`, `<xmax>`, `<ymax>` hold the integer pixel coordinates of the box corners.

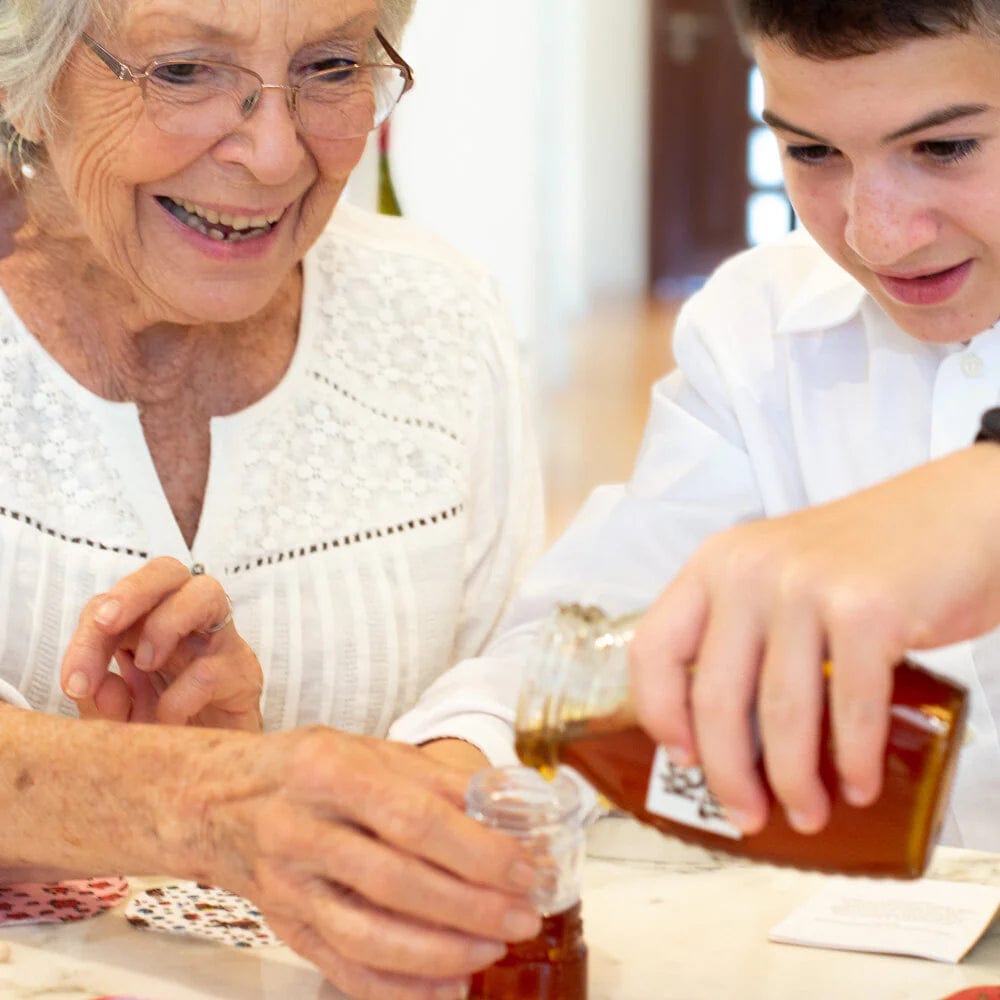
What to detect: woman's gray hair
<box><xmin>0</xmin><ymin>0</ymin><xmax>416</xmax><ymax>177</ymax></box>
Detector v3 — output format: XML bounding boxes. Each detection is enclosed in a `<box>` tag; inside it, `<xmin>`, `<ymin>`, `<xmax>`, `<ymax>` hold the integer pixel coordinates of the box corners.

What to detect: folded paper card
<box><xmin>125</xmin><ymin>882</ymin><xmax>280</xmax><ymax>949</ymax></box>
<box><xmin>0</xmin><ymin>878</ymin><xmax>128</xmax><ymax>925</ymax></box>
<box><xmin>769</xmin><ymin>877</ymin><xmax>1000</xmax><ymax>963</ymax></box>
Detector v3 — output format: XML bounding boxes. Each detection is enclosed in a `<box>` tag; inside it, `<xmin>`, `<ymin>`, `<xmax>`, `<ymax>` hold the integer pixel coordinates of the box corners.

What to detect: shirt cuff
<box><xmin>388</xmin><ymin>712</ymin><xmax>519</xmax><ymax>767</ymax></box>
<box><xmin>0</xmin><ymin>680</ymin><xmax>31</xmax><ymax>709</ymax></box>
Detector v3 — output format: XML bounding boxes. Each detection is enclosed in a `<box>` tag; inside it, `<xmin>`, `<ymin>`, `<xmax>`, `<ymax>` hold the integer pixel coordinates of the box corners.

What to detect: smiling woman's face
<box><xmin>41</xmin><ymin>0</ymin><xmax>377</xmax><ymax>326</ymax></box>
<box><xmin>757</xmin><ymin>30</ymin><xmax>1000</xmax><ymax>343</ymax></box>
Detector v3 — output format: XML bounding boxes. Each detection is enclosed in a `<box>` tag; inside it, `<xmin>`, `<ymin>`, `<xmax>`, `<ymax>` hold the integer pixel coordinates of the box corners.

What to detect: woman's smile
<box><xmin>156</xmin><ymin>195</ymin><xmax>284</xmax><ymax>242</ymax></box>
<box><xmin>153</xmin><ymin>193</ymin><xmax>291</xmax><ymax>261</ymax></box>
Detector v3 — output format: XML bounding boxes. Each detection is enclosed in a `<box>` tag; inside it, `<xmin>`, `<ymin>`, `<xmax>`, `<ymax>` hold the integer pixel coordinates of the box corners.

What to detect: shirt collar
<box><xmin>775</xmin><ymin>230</ymin><xmax>868</xmax><ymax>335</ymax></box>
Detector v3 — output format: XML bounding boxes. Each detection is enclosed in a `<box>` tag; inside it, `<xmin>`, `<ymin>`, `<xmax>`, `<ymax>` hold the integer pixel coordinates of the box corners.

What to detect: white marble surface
<box><xmin>2</xmin><ymin>817</ymin><xmax>999</xmax><ymax>999</ymax></box>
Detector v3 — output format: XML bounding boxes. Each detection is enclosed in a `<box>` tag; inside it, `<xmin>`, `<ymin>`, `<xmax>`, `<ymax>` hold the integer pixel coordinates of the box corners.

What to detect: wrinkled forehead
<box><xmin>103</xmin><ymin>0</ymin><xmax>380</xmax><ymax>42</ymax></box>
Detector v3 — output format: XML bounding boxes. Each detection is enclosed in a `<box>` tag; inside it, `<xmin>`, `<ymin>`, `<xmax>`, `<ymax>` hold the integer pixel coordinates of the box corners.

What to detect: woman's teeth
<box><xmin>159</xmin><ymin>196</ymin><xmax>282</xmax><ymax>242</ymax></box>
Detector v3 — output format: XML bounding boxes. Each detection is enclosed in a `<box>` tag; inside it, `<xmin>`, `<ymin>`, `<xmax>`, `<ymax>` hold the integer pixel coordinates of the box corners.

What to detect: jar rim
<box><xmin>465</xmin><ymin>765</ymin><xmax>583</xmax><ymax>831</ymax></box>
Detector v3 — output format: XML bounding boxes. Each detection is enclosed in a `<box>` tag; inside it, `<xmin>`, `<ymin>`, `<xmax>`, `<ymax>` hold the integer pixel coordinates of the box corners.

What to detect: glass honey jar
<box><xmin>515</xmin><ymin>604</ymin><xmax>969</xmax><ymax>879</ymax></box>
<box><xmin>465</xmin><ymin>766</ymin><xmax>588</xmax><ymax>999</ymax></box>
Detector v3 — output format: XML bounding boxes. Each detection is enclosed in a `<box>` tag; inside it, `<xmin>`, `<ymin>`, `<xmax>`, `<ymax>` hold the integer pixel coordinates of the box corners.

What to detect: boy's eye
<box><xmin>785</xmin><ymin>144</ymin><xmax>837</xmax><ymax>165</ymax></box>
<box><xmin>918</xmin><ymin>138</ymin><xmax>979</xmax><ymax>163</ymax></box>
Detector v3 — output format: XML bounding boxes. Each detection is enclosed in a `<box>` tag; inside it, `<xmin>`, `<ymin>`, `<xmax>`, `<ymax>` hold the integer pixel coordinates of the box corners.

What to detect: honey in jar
<box><xmin>516</xmin><ymin>604</ymin><xmax>968</xmax><ymax>879</ymax></box>
<box><xmin>469</xmin><ymin>901</ymin><xmax>587</xmax><ymax>999</ymax></box>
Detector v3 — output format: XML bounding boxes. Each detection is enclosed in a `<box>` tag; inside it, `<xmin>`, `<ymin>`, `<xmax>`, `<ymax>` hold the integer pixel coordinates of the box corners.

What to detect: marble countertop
<box><xmin>2</xmin><ymin>816</ymin><xmax>999</xmax><ymax>999</ymax></box>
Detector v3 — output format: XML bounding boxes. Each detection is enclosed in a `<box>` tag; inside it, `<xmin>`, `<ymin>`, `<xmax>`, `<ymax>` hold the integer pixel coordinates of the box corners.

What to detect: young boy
<box><xmin>419</xmin><ymin>0</ymin><xmax>1000</xmax><ymax>855</ymax></box>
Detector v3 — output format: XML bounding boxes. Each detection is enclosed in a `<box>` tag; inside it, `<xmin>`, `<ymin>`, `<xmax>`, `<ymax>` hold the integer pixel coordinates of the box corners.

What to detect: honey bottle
<box><xmin>465</xmin><ymin>766</ymin><xmax>588</xmax><ymax>999</ymax></box>
<box><xmin>515</xmin><ymin>604</ymin><xmax>968</xmax><ymax>879</ymax></box>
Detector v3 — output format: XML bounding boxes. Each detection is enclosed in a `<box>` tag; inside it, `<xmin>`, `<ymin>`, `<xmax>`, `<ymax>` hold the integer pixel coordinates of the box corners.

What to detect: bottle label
<box><xmin>645</xmin><ymin>746</ymin><xmax>743</xmax><ymax>840</ymax></box>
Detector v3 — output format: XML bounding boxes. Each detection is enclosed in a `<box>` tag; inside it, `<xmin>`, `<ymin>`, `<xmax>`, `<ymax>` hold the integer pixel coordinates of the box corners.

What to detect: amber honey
<box><xmin>469</xmin><ymin>901</ymin><xmax>587</xmax><ymax>999</ymax></box>
<box><xmin>517</xmin><ymin>660</ymin><xmax>967</xmax><ymax>878</ymax></box>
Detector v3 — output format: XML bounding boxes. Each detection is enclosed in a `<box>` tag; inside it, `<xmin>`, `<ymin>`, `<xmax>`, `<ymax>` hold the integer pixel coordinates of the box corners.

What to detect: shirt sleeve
<box><xmin>0</xmin><ymin>679</ymin><xmax>31</xmax><ymax>709</ymax></box>
<box><xmin>387</xmin><ymin>276</ymin><xmax>545</xmax><ymax>763</ymax></box>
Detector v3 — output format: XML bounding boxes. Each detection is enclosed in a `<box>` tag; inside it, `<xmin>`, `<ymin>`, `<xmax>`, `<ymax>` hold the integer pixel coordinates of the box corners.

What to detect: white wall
<box><xmin>581</xmin><ymin>0</ymin><xmax>650</xmax><ymax>297</ymax></box>
<box><xmin>349</xmin><ymin>0</ymin><xmax>650</xmax><ymax>384</ymax></box>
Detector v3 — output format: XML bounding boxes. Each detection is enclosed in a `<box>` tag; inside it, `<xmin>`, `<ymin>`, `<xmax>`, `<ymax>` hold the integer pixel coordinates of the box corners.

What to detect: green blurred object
<box><xmin>378</xmin><ymin>122</ymin><xmax>402</xmax><ymax>216</ymax></box>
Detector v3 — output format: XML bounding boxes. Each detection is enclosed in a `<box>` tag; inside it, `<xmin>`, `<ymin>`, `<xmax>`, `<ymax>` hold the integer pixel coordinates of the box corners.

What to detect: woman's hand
<box><xmin>629</xmin><ymin>445</ymin><xmax>1000</xmax><ymax>837</ymax></box>
<box><xmin>204</xmin><ymin>727</ymin><xmax>542</xmax><ymax>1000</ymax></box>
<box><xmin>419</xmin><ymin>738</ymin><xmax>491</xmax><ymax>775</ymax></box>
<box><xmin>60</xmin><ymin>557</ymin><xmax>262</xmax><ymax>731</ymax></box>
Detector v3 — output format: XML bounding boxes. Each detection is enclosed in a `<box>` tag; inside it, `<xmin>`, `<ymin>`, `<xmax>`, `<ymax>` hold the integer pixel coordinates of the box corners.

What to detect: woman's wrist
<box><xmin>0</xmin><ymin>705</ymin><xmax>255</xmax><ymax>882</ymax></box>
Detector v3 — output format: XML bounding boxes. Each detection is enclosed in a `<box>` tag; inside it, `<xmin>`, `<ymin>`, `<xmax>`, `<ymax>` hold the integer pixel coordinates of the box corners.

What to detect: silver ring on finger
<box><xmin>196</xmin><ymin>594</ymin><xmax>233</xmax><ymax>636</ymax></box>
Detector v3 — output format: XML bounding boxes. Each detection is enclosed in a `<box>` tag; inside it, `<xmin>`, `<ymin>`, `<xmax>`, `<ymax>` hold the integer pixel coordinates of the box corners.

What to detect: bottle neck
<box><xmin>515</xmin><ymin>603</ymin><xmax>641</xmax><ymax>765</ymax></box>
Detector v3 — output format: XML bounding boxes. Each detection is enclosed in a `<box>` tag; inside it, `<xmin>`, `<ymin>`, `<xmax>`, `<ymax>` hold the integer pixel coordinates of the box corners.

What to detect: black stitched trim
<box><xmin>0</xmin><ymin>505</ymin><xmax>148</xmax><ymax>558</ymax></box>
<box><xmin>308</xmin><ymin>370</ymin><xmax>461</xmax><ymax>442</ymax></box>
<box><xmin>226</xmin><ymin>504</ymin><xmax>464</xmax><ymax>575</ymax></box>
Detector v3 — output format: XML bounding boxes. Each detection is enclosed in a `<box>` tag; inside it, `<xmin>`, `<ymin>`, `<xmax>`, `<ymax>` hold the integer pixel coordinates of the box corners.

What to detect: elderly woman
<box><xmin>0</xmin><ymin>0</ymin><xmax>545</xmax><ymax>996</ymax></box>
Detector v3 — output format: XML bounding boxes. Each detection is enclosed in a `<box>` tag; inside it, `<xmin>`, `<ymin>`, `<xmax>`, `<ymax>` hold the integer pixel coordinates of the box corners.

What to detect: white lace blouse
<box><xmin>0</xmin><ymin>203</ymin><xmax>543</xmax><ymax>760</ymax></box>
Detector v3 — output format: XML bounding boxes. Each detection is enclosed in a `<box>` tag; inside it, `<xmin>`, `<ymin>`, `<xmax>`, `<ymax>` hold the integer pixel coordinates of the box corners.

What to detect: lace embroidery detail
<box><xmin>0</xmin><ymin>332</ymin><xmax>146</xmax><ymax>547</ymax></box>
<box><xmin>226</xmin><ymin>503</ymin><xmax>463</xmax><ymax>574</ymax></box>
<box><xmin>307</xmin><ymin>371</ymin><xmax>460</xmax><ymax>442</ymax></box>
<box><xmin>229</xmin><ymin>231</ymin><xmax>492</xmax><ymax>559</ymax></box>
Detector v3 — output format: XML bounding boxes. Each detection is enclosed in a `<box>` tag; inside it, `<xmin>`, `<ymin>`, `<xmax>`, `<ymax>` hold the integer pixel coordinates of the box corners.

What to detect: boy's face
<box><xmin>757</xmin><ymin>31</ymin><xmax>1000</xmax><ymax>343</ymax></box>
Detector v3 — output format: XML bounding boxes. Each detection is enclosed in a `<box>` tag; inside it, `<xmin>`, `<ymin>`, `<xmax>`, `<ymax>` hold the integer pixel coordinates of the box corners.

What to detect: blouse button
<box><xmin>961</xmin><ymin>354</ymin><xmax>985</xmax><ymax>378</ymax></box>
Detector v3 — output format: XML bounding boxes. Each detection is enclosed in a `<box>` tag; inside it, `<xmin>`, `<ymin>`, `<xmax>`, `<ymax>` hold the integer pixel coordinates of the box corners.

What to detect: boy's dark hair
<box><xmin>728</xmin><ymin>0</ymin><xmax>981</xmax><ymax>58</ymax></box>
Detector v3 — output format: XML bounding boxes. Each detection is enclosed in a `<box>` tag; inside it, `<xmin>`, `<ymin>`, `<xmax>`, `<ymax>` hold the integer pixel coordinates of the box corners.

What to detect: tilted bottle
<box><xmin>515</xmin><ymin>604</ymin><xmax>969</xmax><ymax>879</ymax></box>
<box><xmin>465</xmin><ymin>766</ymin><xmax>588</xmax><ymax>999</ymax></box>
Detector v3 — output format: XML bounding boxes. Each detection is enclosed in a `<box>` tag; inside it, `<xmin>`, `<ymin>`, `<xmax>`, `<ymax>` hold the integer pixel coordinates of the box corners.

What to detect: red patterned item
<box><xmin>125</xmin><ymin>881</ymin><xmax>280</xmax><ymax>948</ymax></box>
<box><xmin>0</xmin><ymin>877</ymin><xmax>128</xmax><ymax>925</ymax></box>
<box><xmin>939</xmin><ymin>990</ymin><xmax>1000</xmax><ymax>999</ymax></box>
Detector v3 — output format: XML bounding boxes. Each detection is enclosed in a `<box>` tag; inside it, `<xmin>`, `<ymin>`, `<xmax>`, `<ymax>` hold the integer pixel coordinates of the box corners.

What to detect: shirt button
<box><xmin>961</xmin><ymin>354</ymin><xmax>985</xmax><ymax>377</ymax></box>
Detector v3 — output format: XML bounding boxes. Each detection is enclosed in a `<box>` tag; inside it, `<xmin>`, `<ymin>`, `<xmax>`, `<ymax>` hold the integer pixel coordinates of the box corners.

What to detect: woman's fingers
<box><xmin>154</xmin><ymin>638</ymin><xmax>263</xmax><ymax>730</ymax></box>
<box><xmin>126</xmin><ymin>573</ymin><xmax>233</xmax><ymax>674</ymax></box>
<box><xmin>268</xmin><ymin>813</ymin><xmax>537</xmax><ymax>943</ymax></box>
<box><xmin>61</xmin><ymin>557</ymin><xmax>192</xmax><ymax>701</ymax></box>
<box><xmin>286</xmin><ymin>735</ymin><xmax>541</xmax><ymax>900</ymax></box>
<box><xmin>60</xmin><ymin>557</ymin><xmax>261</xmax><ymax>731</ymax></box>
<box><xmin>268</xmin><ymin>904</ymin><xmax>477</xmax><ymax>1000</ymax></box>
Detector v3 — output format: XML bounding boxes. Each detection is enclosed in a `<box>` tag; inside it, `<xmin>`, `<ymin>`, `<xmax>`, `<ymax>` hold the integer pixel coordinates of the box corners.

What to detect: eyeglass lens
<box><xmin>143</xmin><ymin>62</ymin><xmax>408</xmax><ymax>138</ymax></box>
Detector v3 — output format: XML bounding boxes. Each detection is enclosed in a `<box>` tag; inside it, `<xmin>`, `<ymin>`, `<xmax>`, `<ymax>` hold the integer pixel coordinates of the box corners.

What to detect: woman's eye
<box><xmin>785</xmin><ymin>143</ymin><xmax>837</xmax><ymax>165</ymax></box>
<box><xmin>918</xmin><ymin>138</ymin><xmax>980</xmax><ymax>163</ymax></box>
<box><xmin>303</xmin><ymin>57</ymin><xmax>358</xmax><ymax>78</ymax></box>
<box><xmin>151</xmin><ymin>62</ymin><xmax>216</xmax><ymax>85</ymax></box>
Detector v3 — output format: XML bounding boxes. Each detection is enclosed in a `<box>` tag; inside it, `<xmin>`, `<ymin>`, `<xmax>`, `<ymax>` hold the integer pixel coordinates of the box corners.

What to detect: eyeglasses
<box><xmin>80</xmin><ymin>30</ymin><xmax>414</xmax><ymax>140</ymax></box>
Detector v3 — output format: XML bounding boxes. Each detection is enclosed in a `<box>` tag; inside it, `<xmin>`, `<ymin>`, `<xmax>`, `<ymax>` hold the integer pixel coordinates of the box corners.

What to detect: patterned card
<box><xmin>0</xmin><ymin>877</ymin><xmax>128</xmax><ymax>925</ymax></box>
<box><xmin>125</xmin><ymin>882</ymin><xmax>280</xmax><ymax>948</ymax></box>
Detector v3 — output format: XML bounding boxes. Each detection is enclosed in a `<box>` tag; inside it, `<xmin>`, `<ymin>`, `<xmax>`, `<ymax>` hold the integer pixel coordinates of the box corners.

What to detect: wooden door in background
<box><xmin>649</xmin><ymin>0</ymin><xmax>754</xmax><ymax>296</ymax></box>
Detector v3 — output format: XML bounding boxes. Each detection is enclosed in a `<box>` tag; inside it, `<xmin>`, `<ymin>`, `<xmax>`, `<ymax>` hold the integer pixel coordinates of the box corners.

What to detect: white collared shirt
<box><xmin>401</xmin><ymin>228</ymin><xmax>1000</xmax><ymax>850</ymax></box>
